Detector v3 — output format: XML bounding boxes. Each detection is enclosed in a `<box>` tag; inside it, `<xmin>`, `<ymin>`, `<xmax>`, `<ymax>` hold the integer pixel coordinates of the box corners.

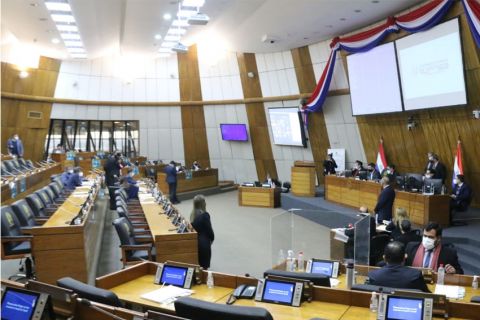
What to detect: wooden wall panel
<box><xmin>349</xmin><ymin>2</ymin><xmax>480</xmax><ymax>206</ymax></box>
<box><xmin>177</xmin><ymin>45</ymin><xmax>210</xmax><ymax>168</ymax></box>
<box><xmin>1</xmin><ymin>57</ymin><xmax>60</xmax><ymax>162</ymax></box>
<box><xmin>291</xmin><ymin>46</ymin><xmax>330</xmax><ymax>184</ymax></box>
<box><xmin>237</xmin><ymin>53</ymin><xmax>277</xmax><ymax>181</ymax></box>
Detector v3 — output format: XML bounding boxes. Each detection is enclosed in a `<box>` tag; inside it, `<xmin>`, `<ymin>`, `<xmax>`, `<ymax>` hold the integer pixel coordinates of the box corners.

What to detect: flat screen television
<box><xmin>220</xmin><ymin>124</ymin><xmax>248</xmax><ymax>141</ymax></box>
<box><xmin>267</xmin><ymin>107</ymin><xmax>307</xmax><ymax>147</ymax></box>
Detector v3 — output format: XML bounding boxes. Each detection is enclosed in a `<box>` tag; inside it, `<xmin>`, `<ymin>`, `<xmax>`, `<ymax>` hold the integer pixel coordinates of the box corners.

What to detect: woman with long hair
<box><xmin>189</xmin><ymin>195</ymin><xmax>215</xmax><ymax>269</ymax></box>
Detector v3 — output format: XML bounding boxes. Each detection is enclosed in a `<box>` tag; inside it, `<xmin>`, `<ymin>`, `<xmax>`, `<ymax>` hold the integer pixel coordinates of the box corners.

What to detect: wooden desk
<box><xmin>157</xmin><ymin>169</ymin><xmax>218</xmax><ymax>194</ymax></box>
<box><xmin>325</xmin><ymin>176</ymin><xmax>451</xmax><ymax>226</ymax></box>
<box><xmin>291</xmin><ymin>166</ymin><xmax>316</xmax><ymax>197</ymax></box>
<box><xmin>29</xmin><ymin>181</ymin><xmax>107</xmax><ymax>285</ymax></box>
<box><xmin>139</xmin><ymin>190</ymin><xmax>198</xmax><ymax>264</ymax></box>
<box><xmin>1</xmin><ymin>163</ymin><xmax>62</xmax><ymax>205</ymax></box>
<box><xmin>238</xmin><ymin>186</ymin><xmax>281</xmax><ymax>208</ymax></box>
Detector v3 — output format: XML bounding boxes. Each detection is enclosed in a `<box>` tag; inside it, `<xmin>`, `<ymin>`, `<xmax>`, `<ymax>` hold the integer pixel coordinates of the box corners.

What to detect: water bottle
<box><xmin>207</xmin><ymin>271</ymin><xmax>214</xmax><ymax>288</ymax></box>
<box><xmin>472</xmin><ymin>276</ymin><xmax>478</xmax><ymax>290</ymax></box>
<box><xmin>277</xmin><ymin>249</ymin><xmax>285</xmax><ymax>266</ymax></box>
<box><xmin>346</xmin><ymin>262</ymin><xmax>354</xmax><ymax>290</ymax></box>
<box><xmin>437</xmin><ymin>264</ymin><xmax>445</xmax><ymax>285</ymax></box>
<box><xmin>297</xmin><ymin>252</ymin><xmax>305</xmax><ymax>272</ymax></box>
<box><xmin>286</xmin><ymin>250</ymin><xmax>294</xmax><ymax>271</ymax></box>
<box><xmin>370</xmin><ymin>291</ymin><xmax>378</xmax><ymax>312</ymax></box>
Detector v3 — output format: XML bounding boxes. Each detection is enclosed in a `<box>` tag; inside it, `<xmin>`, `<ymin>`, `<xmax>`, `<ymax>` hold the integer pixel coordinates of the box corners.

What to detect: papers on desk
<box><xmin>138</xmin><ymin>194</ymin><xmax>155</xmax><ymax>203</ymax></box>
<box><xmin>141</xmin><ymin>285</ymin><xmax>194</xmax><ymax>305</ymax></box>
<box><xmin>72</xmin><ymin>192</ymin><xmax>89</xmax><ymax>198</ymax></box>
<box><xmin>434</xmin><ymin>284</ymin><xmax>465</xmax><ymax>299</ymax></box>
<box><xmin>332</xmin><ymin>228</ymin><xmax>349</xmax><ymax>243</ymax></box>
<box><xmin>329</xmin><ymin>278</ymin><xmax>340</xmax><ymax>287</ymax></box>
<box><xmin>376</xmin><ymin>224</ymin><xmax>388</xmax><ymax>232</ymax></box>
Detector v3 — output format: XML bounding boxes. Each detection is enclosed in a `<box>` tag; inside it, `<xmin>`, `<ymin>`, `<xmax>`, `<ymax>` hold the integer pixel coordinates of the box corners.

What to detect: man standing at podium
<box><xmin>374</xmin><ymin>177</ymin><xmax>395</xmax><ymax>223</ymax></box>
<box><xmin>165</xmin><ymin>161</ymin><xmax>180</xmax><ymax>204</ymax></box>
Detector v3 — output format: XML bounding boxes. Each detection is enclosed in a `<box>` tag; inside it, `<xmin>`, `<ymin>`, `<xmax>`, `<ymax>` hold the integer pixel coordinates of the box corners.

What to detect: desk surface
<box><xmin>339</xmin><ymin>306</ymin><xmax>464</xmax><ymax>320</ymax></box>
<box><xmin>42</xmin><ymin>186</ymin><xmax>91</xmax><ymax>228</ymax></box>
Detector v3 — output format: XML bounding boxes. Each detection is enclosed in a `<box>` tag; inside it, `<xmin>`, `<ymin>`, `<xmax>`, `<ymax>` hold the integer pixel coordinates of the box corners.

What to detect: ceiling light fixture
<box><xmin>172</xmin><ymin>19</ymin><xmax>189</xmax><ymax>27</ymax></box>
<box><xmin>51</xmin><ymin>38</ymin><xmax>60</xmax><ymax>44</ymax></box>
<box><xmin>64</xmin><ymin>40</ymin><xmax>83</xmax><ymax>47</ymax></box>
<box><xmin>177</xmin><ymin>9</ymin><xmax>197</xmax><ymax>18</ymax></box>
<box><xmin>60</xmin><ymin>33</ymin><xmax>81</xmax><ymax>40</ymax></box>
<box><xmin>51</xmin><ymin>14</ymin><xmax>75</xmax><ymax>23</ymax></box>
<box><xmin>167</xmin><ymin>28</ymin><xmax>187</xmax><ymax>35</ymax></box>
<box><xmin>164</xmin><ymin>35</ymin><xmax>181</xmax><ymax>42</ymax></box>
<box><xmin>163</xmin><ymin>13</ymin><xmax>172</xmax><ymax>20</ymax></box>
<box><xmin>158</xmin><ymin>53</ymin><xmax>171</xmax><ymax>58</ymax></box>
<box><xmin>56</xmin><ymin>24</ymin><xmax>78</xmax><ymax>32</ymax></box>
<box><xmin>45</xmin><ymin>2</ymin><xmax>71</xmax><ymax>11</ymax></box>
<box><xmin>188</xmin><ymin>12</ymin><xmax>209</xmax><ymax>25</ymax></box>
<box><xmin>71</xmin><ymin>53</ymin><xmax>87</xmax><ymax>59</ymax></box>
<box><xmin>154</xmin><ymin>34</ymin><xmax>162</xmax><ymax>40</ymax></box>
<box><xmin>182</xmin><ymin>0</ymin><xmax>205</xmax><ymax>7</ymax></box>
<box><xmin>161</xmin><ymin>41</ymin><xmax>177</xmax><ymax>48</ymax></box>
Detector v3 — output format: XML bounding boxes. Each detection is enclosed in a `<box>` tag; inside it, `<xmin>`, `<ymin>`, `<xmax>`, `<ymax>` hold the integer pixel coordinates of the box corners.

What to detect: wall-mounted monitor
<box><xmin>220</xmin><ymin>124</ymin><xmax>249</xmax><ymax>141</ymax></box>
<box><xmin>396</xmin><ymin>18</ymin><xmax>467</xmax><ymax>111</ymax></box>
<box><xmin>347</xmin><ymin>42</ymin><xmax>403</xmax><ymax>115</ymax></box>
<box><xmin>267</xmin><ymin>107</ymin><xmax>307</xmax><ymax>147</ymax></box>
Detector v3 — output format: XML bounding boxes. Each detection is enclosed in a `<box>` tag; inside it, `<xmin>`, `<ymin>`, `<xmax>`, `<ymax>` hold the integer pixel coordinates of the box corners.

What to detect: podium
<box><xmin>291</xmin><ymin>161</ymin><xmax>316</xmax><ymax>197</ymax></box>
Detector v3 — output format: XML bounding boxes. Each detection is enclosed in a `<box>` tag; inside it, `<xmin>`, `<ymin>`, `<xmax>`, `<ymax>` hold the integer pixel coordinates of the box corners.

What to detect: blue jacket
<box><xmin>61</xmin><ymin>172</ymin><xmax>72</xmax><ymax>187</ymax></box>
<box><xmin>368</xmin><ymin>264</ymin><xmax>429</xmax><ymax>292</ymax></box>
<box><xmin>7</xmin><ymin>138</ymin><xmax>24</xmax><ymax>157</ymax></box>
<box><xmin>452</xmin><ymin>183</ymin><xmax>472</xmax><ymax>209</ymax></box>
<box><xmin>65</xmin><ymin>173</ymin><xmax>82</xmax><ymax>190</ymax></box>
<box><xmin>374</xmin><ymin>185</ymin><xmax>395</xmax><ymax>222</ymax></box>
<box><xmin>165</xmin><ymin>165</ymin><xmax>177</xmax><ymax>184</ymax></box>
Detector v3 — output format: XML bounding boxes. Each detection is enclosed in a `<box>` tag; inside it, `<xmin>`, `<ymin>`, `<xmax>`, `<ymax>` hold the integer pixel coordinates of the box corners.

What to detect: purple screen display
<box><xmin>220</xmin><ymin>124</ymin><xmax>248</xmax><ymax>141</ymax></box>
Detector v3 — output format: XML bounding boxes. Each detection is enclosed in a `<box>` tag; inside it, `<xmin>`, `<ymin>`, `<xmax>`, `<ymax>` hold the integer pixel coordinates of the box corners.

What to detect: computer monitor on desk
<box><xmin>377</xmin><ymin>294</ymin><xmax>433</xmax><ymax>320</ymax></box>
<box><xmin>1</xmin><ymin>286</ymin><xmax>54</xmax><ymax>320</ymax></box>
<box><xmin>263</xmin><ymin>269</ymin><xmax>331</xmax><ymax>287</ymax></box>
<box><xmin>423</xmin><ymin>179</ymin><xmax>442</xmax><ymax>195</ymax></box>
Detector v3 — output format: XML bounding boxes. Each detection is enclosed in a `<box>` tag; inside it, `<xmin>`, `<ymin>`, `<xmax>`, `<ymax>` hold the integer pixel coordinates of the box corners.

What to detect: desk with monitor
<box><xmin>157</xmin><ymin>169</ymin><xmax>218</xmax><ymax>194</ymax></box>
<box><xmin>325</xmin><ymin>175</ymin><xmax>450</xmax><ymax>226</ymax></box>
<box><xmin>238</xmin><ymin>186</ymin><xmax>281</xmax><ymax>208</ymax></box>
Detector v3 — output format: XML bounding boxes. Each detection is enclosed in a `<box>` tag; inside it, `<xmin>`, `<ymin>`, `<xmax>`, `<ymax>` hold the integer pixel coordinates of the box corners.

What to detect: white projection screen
<box><xmin>347</xmin><ymin>42</ymin><xmax>403</xmax><ymax>115</ymax></box>
<box><xmin>396</xmin><ymin>18</ymin><xmax>467</xmax><ymax>110</ymax></box>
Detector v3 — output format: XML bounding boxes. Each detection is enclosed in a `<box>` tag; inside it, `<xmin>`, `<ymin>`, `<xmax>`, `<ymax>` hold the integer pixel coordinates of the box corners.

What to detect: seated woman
<box><xmin>120</xmin><ymin>167</ymin><xmax>139</xmax><ymax>199</ymax></box>
<box><xmin>386</xmin><ymin>207</ymin><xmax>408</xmax><ymax>239</ymax></box>
<box><xmin>189</xmin><ymin>195</ymin><xmax>215</xmax><ymax>269</ymax></box>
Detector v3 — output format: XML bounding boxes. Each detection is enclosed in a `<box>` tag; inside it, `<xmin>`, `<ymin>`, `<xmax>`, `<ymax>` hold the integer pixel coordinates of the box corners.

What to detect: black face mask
<box><xmin>368</xmin><ymin>168</ymin><xmax>373</xmax><ymax>172</ymax></box>
<box><xmin>429</xmin><ymin>160</ymin><xmax>435</xmax><ymax>163</ymax></box>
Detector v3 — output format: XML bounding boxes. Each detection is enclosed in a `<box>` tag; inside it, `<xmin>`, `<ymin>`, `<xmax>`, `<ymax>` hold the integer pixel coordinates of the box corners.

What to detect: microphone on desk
<box><xmin>78</xmin><ymin>298</ymin><xmax>126</xmax><ymax>320</ymax></box>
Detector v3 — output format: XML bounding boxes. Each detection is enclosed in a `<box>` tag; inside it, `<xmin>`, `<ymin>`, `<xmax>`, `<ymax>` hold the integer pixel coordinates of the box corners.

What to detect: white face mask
<box><xmin>79</xmin><ymin>172</ymin><xmax>84</xmax><ymax>177</ymax></box>
<box><xmin>68</xmin><ymin>170</ymin><xmax>74</xmax><ymax>174</ymax></box>
<box><xmin>453</xmin><ymin>179</ymin><xmax>459</xmax><ymax>185</ymax></box>
<box><xmin>422</xmin><ymin>236</ymin><xmax>435</xmax><ymax>250</ymax></box>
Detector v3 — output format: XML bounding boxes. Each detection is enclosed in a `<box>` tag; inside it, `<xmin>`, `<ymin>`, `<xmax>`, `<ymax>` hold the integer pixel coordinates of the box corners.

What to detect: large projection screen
<box><xmin>347</xmin><ymin>42</ymin><xmax>403</xmax><ymax>116</ymax></box>
<box><xmin>396</xmin><ymin>18</ymin><xmax>467</xmax><ymax>111</ymax></box>
<box><xmin>268</xmin><ymin>107</ymin><xmax>304</xmax><ymax>147</ymax></box>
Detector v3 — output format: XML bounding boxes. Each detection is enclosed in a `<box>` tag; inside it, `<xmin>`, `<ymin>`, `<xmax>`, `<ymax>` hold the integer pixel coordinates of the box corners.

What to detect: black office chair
<box><xmin>11</xmin><ymin>199</ymin><xmax>46</xmax><ymax>227</ymax></box>
<box><xmin>263</xmin><ymin>269</ymin><xmax>330</xmax><ymax>287</ymax></box>
<box><xmin>35</xmin><ymin>188</ymin><xmax>60</xmax><ymax>210</ymax></box>
<box><xmin>56</xmin><ymin>277</ymin><xmax>122</xmax><ymax>307</ymax></box>
<box><xmin>1</xmin><ymin>206</ymin><xmax>34</xmax><ymax>279</ymax></box>
<box><xmin>471</xmin><ymin>296</ymin><xmax>480</xmax><ymax>303</ymax></box>
<box><xmin>174</xmin><ymin>297</ymin><xmax>274</xmax><ymax>320</ymax></box>
<box><xmin>112</xmin><ymin>217</ymin><xmax>156</xmax><ymax>267</ymax></box>
<box><xmin>369</xmin><ymin>234</ymin><xmax>391</xmax><ymax>266</ymax></box>
<box><xmin>26</xmin><ymin>193</ymin><xmax>56</xmax><ymax>216</ymax></box>
<box><xmin>146</xmin><ymin>310</ymin><xmax>189</xmax><ymax>320</ymax></box>
<box><xmin>1</xmin><ymin>162</ymin><xmax>14</xmax><ymax>176</ymax></box>
<box><xmin>48</xmin><ymin>182</ymin><xmax>68</xmax><ymax>202</ymax></box>
<box><xmin>145</xmin><ymin>167</ymin><xmax>157</xmax><ymax>182</ymax></box>
<box><xmin>282</xmin><ymin>181</ymin><xmax>291</xmax><ymax>193</ymax></box>
<box><xmin>17</xmin><ymin>158</ymin><xmax>32</xmax><ymax>171</ymax></box>
<box><xmin>116</xmin><ymin>197</ymin><xmax>144</xmax><ymax>216</ymax></box>
<box><xmin>42</xmin><ymin>185</ymin><xmax>62</xmax><ymax>204</ymax></box>
<box><xmin>3</xmin><ymin>160</ymin><xmax>21</xmax><ymax>175</ymax></box>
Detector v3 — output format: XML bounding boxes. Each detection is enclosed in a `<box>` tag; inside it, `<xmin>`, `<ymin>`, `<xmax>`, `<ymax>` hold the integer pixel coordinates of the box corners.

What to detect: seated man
<box><xmin>368</xmin><ymin>241</ymin><xmax>430</xmax><ymax>292</ymax></box>
<box><xmin>381</xmin><ymin>164</ymin><xmax>398</xmax><ymax>178</ymax></box>
<box><xmin>450</xmin><ymin>174</ymin><xmax>472</xmax><ymax>223</ymax></box>
<box><xmin>366</xmin><ymin>163</ymin><xmax>381</xmax><ymax>181</ymax></box>
<box><xmin>191</xmin><ymin>161</ymin><xmax>201</xmax><ymax>171</ymax></box>
<box><xmin>65</xmin><ymin>167</ymin><xmax>83</xmax><ymax>190</ymax></box>
<box><xmin>120</xmin><ymin>167</ymin><xmax>139</xmax><ymax>199</ymax></box>
<box><xmin>61</xmin><ymin>167</ymin><xmax>73</xmax><ymax>187</ymax></box>
<box><xmin>405</xmin><ymin>222</ymin><xmax>463</xmax><ymax>274</ymax></box>
<box><xmin>352</xmin><ymin>160</ymin><xmax>364</xmax><ymax>177</ymax></box>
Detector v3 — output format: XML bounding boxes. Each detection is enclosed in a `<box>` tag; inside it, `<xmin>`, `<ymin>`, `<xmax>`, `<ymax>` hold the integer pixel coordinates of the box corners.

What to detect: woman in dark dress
<box><xmin>189</xmin><ymin>195</ymin><xmax>215</xmax><ymax>269</ymax></box>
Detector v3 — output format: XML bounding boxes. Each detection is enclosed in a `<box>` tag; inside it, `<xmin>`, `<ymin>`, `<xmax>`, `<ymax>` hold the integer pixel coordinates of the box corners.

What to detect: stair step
<box><xmin>454</xmin><ymin>243</ymin><xmax>480</xmax><ymax>259</ymax></box>
<box><xmin>456</xmin><ymin>254</ymin><xmax>480</xmax><ymax>275</ymax></box>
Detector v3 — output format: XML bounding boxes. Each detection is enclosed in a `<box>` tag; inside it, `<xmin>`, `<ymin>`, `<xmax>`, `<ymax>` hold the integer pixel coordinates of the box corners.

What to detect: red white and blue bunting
<box><xmin>302</xmin><ymin>0</ymin><xmax>457</xmax><ymax>117</ymax></box>
<box><xmin>463</xmin><ymin>0</ymin><xmax>480</xmax><ymax>48</ymax></box>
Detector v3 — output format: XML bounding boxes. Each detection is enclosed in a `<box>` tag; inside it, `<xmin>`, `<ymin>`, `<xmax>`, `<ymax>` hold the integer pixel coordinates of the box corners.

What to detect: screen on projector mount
<box><xmin>396</xmin><ymin>18</ymin><xmax>467</xmax><ymax>111</ymax></box>
<box><xmin>268</xmin><ymin>107</ymin><xmax>306</xmax><ymax>147</ymax></box>
<box><xmin>347</xmin><ymin>42</ymin><xmax>403</xmax><ymax>115</ymax></box>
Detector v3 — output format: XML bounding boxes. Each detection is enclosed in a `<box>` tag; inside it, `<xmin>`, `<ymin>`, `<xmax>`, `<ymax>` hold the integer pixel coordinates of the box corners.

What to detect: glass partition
<box><xmin>354</xmin><ymin>215</ymin><xmax>372</xmax><ymax>266</ymax></box>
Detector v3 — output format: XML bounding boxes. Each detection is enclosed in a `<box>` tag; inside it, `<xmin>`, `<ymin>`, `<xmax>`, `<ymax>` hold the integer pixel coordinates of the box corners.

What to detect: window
<box><xmin>45</xmin><ymin>119</ymin><xmax>140</xmax><ymax>158</ymax></box>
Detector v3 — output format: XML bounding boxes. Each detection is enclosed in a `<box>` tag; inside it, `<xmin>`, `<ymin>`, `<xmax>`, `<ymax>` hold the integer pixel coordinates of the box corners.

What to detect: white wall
<box><xmin>197</xmin><ymin>46</ymin><xmax>257</xmax><ymax>183</ymax></box>
<box><xmin>308</xmin><ymin>40</ymin><xmax>366</xmax><ymax>169</ymax></box>
<box><xmin>256</xmin><ymin>50</ymin><xmax>314</xmax><ymax>182</ymax></box>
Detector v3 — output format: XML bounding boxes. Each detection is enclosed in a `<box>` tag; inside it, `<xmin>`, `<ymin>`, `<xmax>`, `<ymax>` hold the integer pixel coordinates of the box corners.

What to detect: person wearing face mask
<box><xmin>424</xmin><ymin>152</ymin><xmax>435</xmax><ymax>172</ymax></box>
<box><xmin>191</xmin><ymin>161</ymin><xmax>202</xmax><ymax>171</ymax></box>
<box><xmin>374</xmin><ymin>177</ymin><xmax>395</xmax><ymax>223</ymax></box>
<box><xmin>165</xmin><ymin>161</ymin><xmax>180</xmax><ymax>204</ymax></box>
<box><xmin>406</xmin><ymin>222</ymin><xmax>463</xmax><ymax>274</ymax></box>
<box><xmin>382</xmin><ymin>164</ymin><xmax>398</xmax><ymax>178</ymax></box>
<box><xmin>423</xmin><ymin>168</ymin><xmax>435</xmax><ymax>180</ymax></box>
<box><xmin>449</xmin><ymin>174</ymin><xmax>472</xmax><ymax>225</ymax></box>
<box><xmin>104</xmin><ymin>152</ymin><xmax>122</xmax><ymax>186</ymax></box>
<box><xmin>7</xmin><ymin>134</ymin><xmax>24</xmax><ymax>158</ymax></box>
<box><xmin>429</xmin><ymin>154</ymin><xmax>447</xmax><ymax>183</ymax></box>
<box><xmin>352</xmin><ymin>160</ymin><xmax>364</xmax><ymax>177</ymax></box>
<box><xmin>366</xmin><ymin>162</ymin><xmax>381</xmax><ymax>181</ymax></box>
<box><xmin>367</xmin><ymin>241</ymin><xmax>430</xmax><ymax>292</ymax></box>
<box><xmin>65</xmin><ymin>167</ymin><xmax>83</xmax><ymax>190</ymax></box>
<box><xmin>121</xmin><ymin>167</ymin><xmax>139</xmax><ymax>199</ymax></box>
<box><xmin>323</xmin><ymin>153</ymin><xmax>337</xmax><ymax>175</ymax></box>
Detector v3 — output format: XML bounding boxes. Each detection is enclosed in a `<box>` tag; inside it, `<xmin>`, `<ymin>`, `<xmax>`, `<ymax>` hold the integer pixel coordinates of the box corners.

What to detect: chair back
<box><xmin>112</xmin><ymin>217</ymin><xmax>137</xmax><ymax>246</ymax></box>
<box><xmin>1</xmin><ymin>206</ymin><xmax>24</xmax><ymax>252</ymax></box>
<box><xmin>11</xmin><ymin>199</ymin><xmax>37</xmax><ymax>227</ymax></box>
<box><xmin>35</xmin><ymin>189</ymin><xmax>54</xmax><ymax>207</ymax></box>
<box><xmin>3</xmin><ymin>160</ymin><xmax>16</xmax><ymax>172</ymax></box>
<box><xmin>17</xmin><ymin>158</ymin><xmax>28</xmax><ymax>167</ymax></box>
<box><xmin>10</xmin><ymin>159</ymin><xmax>21</xmax><ymax>169</ymax></box>
<box><xmin>56</xmin><ymin>277</ymin><xmax>122</xmax><ymax>307</ymax></box>
<box><xmin>49</xmin><ymin>182</ymin><xmax>62</xmax><ymax>198</ymax></box>
<box><xmin>42</xmin><ymin>186</ymin><xmax>57</xmax><ymax>202</ymax></box>
<box><xmin>369</xmin><ymin>234</ymin><xmax>391</xmax><ymax>266</ymax></box>
<box><xmin>25</xmin><ymin>194</ymin><xmax>48</xmax><ymax>218</ymax></box>
<box><xmin>26</xmin><ymin>160</ymin><xmax>36</xmax><ymax>168</ymax></box>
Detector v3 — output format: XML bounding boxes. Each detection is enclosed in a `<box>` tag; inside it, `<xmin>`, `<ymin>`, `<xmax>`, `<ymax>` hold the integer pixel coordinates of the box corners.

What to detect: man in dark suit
<box><xmin>367</xmin><ymin>163</ymin><xmax>381</xmax><ymax>181</ymax></box>
<box><xmin>429</xmin><ymin>154</ymin><xmax>447</xmax><ymax>183</ymax></box>
<box><xmin>405</xmin><ymin>222</ymin><xmax>463</xmax><ymax>274</ymax></box>
<box><xmin>450</xmin><ymin>174</ymin><xmax>472</xmax><ymax>224</ymax></box>
<box><xmin>374</xmin><ymin>177</ymin><xmax>395</xmax><ymax>223</ymax></box>
<box><xmin>368</xmin><ymin>241</ymin><xmax>430</xmax><ymax>292</ymax></box>
<box><xmin>352</xmin><ymin>160</ymin><xmax>364</xmax><ymax>177</ymax></box>
<box><xmin>104</xmin><ymin>152</ymin><xmax>121</xmax><ymax>186</ymax></box>
<box><xmin>165</xmin><ymin>161</ymin><xmax>180</xmax><ymax>204</ymax></box>
<box><xmin>323</xmin><ymin>153</ymin><xmax>337</xmax><ymax>175</ymax></box>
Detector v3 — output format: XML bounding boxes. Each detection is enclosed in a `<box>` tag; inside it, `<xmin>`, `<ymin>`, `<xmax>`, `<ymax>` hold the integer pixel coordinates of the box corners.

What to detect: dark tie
<box><xmin>423</xmin><ymin>250</ymin><xmax>432</xmax><ymax>268</ymax></box>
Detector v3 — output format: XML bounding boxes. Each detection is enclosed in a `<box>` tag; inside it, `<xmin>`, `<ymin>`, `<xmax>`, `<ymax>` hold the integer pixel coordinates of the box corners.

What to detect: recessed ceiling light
<box><xmin>64</xmin><ymin>40</ymin><xmax>83</xmax><ymax>47</ymax></box>
<box><xmin>154</xmin><ymin>34</ymin><xmax>162</xmax><ymax>40</ymax></box>
<box><xmin>164</xmin><ymin>35</ymin><xmax>181</xmax><ymax>42</ymax></box>
<box><xmin>158</xmin><ymin>53</ymin><xmax>171</xmax><ymax>58</ymax></box>
<box><xmin>51</xmin><ymin>14</ymin><xmax>75</xmax><ymax>23</ymax></box>
<box><xmin>177</xmin><ymin>9</ymin><xmax>197</xmax><ymax>18</ymax></box>
<box><xmin>45</xmin><ymin>2</ymin><xmax>71</xmax><ymax>11</ymax></box>
<box><xmin>167</xmin><ymin>28</ymin><xmax>187</xmax><ymax>35</ymax></box>
<box><xmin>172</xmin><ymin>19</ymin><xmax>189</xmax><ymax>27</ymax></box>
<box><xmin>51</xmin><ymin>37</ymin><xmax>60</xmax><ymax>44</ymax></box>
<box><xmin>60</xmin><ymin>33</ymin><xmax>81</xmax><ymax>40</ymax></box>
<box><xmin>340</xmin><ymin>18</ymin><xmax>346</xmax><ymax>21</ymax></box>
<box><xmin>183</xmin><ymin>0</ymin><xmax>205</xmax><ymax>7</ymax></box>
<box><xmin>354</xmin><ymin>9</ymin><xmax>361</xmax><ymax>13</ymax></box>
<box><xmin>163</xmin><ymin>13</ymin><xmax>172</xmax><ymax>20</ymax></box>
<box><xmin>56</xmin><ymin>24</ymin><xmax>78</xmax><ymax>32</ymax></box>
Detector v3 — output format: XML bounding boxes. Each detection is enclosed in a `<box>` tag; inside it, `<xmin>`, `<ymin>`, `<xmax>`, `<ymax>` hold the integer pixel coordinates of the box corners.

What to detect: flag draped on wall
<box><xmin>462</xmin><ymin>0</ymin><xmax>480</xmax><ymax>48</ymax></box>
<box><xmin>452</xmin><ymin>141</ymin><xmax>464</xmax><ymax>188</ymax></box>
<box><xmin>302</xmin><ymin>0</ymin><xmax>455</xmax><ymax>116</ymax></box>
<box><xmin>376</xmin><ymin>140</ymin><xmax>388</xmax><ymax>174</ymax></box>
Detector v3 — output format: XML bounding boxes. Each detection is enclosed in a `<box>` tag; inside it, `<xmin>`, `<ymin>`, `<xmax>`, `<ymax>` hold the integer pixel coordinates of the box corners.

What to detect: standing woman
<box><xmin>189</xmin><ymin>195</ymin><xmax>215</xmax><ymax>269</ymax></box>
